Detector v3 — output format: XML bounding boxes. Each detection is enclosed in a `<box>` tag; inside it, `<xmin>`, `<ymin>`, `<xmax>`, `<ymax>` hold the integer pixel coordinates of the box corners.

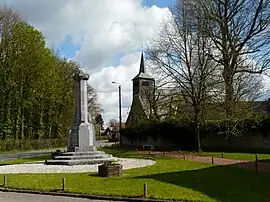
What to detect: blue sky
<box><xmin>58</xmin><ymin>35</ymin><xmax>80</xmax><ymax>59</ymax></box>
<box><xmin>58</xmin><ymin>0</ymin><xmax>176</xmax><ymax>63</ymax></box>
<box><xmin>143</xmin><ymin>0</ymin><xmax>176</xmax><ymax>8</ymax></box>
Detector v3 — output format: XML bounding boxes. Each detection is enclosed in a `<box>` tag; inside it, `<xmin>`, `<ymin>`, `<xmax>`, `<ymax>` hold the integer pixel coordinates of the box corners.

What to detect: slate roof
<box><xmin>132</xmin><ymin>52</ymin><xmax>154</xmax><ymax>81</ymax></box>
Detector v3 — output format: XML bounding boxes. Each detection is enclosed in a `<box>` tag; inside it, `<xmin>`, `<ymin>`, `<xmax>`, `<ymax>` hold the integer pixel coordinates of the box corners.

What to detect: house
<box><xmin>105</xmin><ymin>122</ymin><xmax>126</xmax><ymax>142</ymax></box>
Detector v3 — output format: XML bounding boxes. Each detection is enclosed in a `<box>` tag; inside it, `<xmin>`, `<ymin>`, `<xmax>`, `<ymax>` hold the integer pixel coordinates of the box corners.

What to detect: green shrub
<box><xmin>0</xmin><ymin>138</ymin><xmax>66</xmax><ymax>152</ymax></box>
<box><xmin>122</xmin><ymin>115</ymin><xmax>270</xmax><ymax>150</ymax></box>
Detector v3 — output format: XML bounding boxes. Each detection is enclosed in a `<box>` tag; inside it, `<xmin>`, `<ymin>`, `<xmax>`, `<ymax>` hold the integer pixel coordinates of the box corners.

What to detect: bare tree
<box><xmin>209</xmin><ymin>67</ymin><xmax>264</xmax><ymax>119</ymax></box>
<box><xmin>148</xmin><ymin>2</ymin><xmax>219</xmax><ymax>151</ymax></box>
<box><xmin>87</xmin><ymin>84</ymin><xmax>102</xmax><ymax>120</ymax></box>
<box><xmin>141</xmin><ymin>78</ymin><xmax>184</xmax><ymax>121</ymax></box>
<box><xmin>199</xmin><ymin>0</ymin><xmax>270</xmax><ymax>117</ymax></box>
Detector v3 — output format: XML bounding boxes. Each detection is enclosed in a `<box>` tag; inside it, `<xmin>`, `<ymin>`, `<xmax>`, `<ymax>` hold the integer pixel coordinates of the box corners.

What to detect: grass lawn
<box><xmin>186</xmin><ymin>151</ymin><xmax>270</xmax><ymax>162</ymax></box>
<box><xmin>0</xmin><ymin>148</ymin><xmax>269</xmax><ymax>202</ymax></box>
<box><xmin>0</xmin><ymin>154</ymin><xmax>52</xmax><ymax>165</ymax></box>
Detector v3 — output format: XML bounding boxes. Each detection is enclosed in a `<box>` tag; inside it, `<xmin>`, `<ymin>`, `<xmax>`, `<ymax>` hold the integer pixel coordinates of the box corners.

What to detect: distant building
<box><xmin>112</xmin><ymin>122</ymin><xmax>126</xmax><ymax>132</ymax></box>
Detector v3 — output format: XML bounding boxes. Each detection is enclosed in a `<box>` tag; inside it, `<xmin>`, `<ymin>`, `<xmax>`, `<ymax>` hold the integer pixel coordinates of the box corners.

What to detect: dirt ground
<box><xmin>137</xmin><ymin>151</ymin><xmax>270</xmax><ymax>173</ymax></box>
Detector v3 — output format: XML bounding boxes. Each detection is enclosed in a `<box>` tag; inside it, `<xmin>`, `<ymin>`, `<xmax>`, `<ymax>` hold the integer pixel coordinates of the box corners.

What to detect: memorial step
<box><xmin>60</xmin><ymin>151</ymin><xmax>106</xmax><ymax>156</ymax></box>
<box><xmin>53</xmin><ymin>154</ymin><xmax>113</xmax><ymax>160</ymax></box>
<box><xmin>45</xmin><ymin>157</ymin><xmax>118</xmax><ymax>166</ymax></box>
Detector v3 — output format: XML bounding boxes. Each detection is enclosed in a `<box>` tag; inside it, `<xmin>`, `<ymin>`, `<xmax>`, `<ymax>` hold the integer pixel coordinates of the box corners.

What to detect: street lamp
<box><xmin>112</xmin><ymin>81</ymin><xmax>122</xmax><ymax>146</ymax></box>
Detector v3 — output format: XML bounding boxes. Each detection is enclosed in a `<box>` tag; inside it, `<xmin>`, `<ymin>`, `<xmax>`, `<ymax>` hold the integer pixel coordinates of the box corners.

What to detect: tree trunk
<box><xmin>223</xmin><ymin>68</ymin><xmax>235</xmax><ymax>118</ymax></box>
<box><xmin>15</xmin><ymin>105</ymin><xmax>20</xmax><ymax>141</ymax></box>
<box><xmin>99</xmin><ymin>124</ymin><xmax>101</xmax><ymax>140</ymax></box>
<box><xmin>194</xmin><ymin>108</ymin><xmax>201</xmax><ymax>152</ymax></box>
<box><xmin>225</xmin><ymin>83</ymin><xmax>234</xmax><ymax>118</ymax></box>
<box><xmin>20</xmin><ymin>110</ymin><xmax>24</xmax><ymax>140</ymax></box>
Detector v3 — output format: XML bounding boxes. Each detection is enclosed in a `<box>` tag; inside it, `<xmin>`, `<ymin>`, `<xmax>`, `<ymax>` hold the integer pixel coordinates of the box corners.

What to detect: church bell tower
<box><xmin>126</xmin><ymin>52</ymin><xmax>155</xmax><ymax>126</ymax></box>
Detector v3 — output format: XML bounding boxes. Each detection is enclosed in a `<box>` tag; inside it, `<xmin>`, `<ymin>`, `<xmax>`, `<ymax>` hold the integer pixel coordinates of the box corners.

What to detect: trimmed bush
<box><xmin>122</xmin><ymin>115</ymin><xmax>270</xmax><ymax>150</ymax></box>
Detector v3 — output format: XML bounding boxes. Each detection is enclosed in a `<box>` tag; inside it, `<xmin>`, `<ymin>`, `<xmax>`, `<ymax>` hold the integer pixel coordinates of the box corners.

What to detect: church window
<box><xmin>142</xmin><ymin>81</ymin><xmax>149</xmax><ymax>86</ymax></box>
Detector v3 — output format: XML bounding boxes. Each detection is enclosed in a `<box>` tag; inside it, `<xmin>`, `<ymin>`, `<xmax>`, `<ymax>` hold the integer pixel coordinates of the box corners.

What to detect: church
<box><xmin>125</xmin><ymin>52</ymin><xmax>155</xmax><ymax>127</ymax></box>
<box><xmin>123</xmin><ymin>52</ymin><xmax>175</xmax><ymax>148</ymax></box>
<box><xmin>123</xmin><ymin>52</ymin><xmax>270</xmax><ymax>151</ymax></box>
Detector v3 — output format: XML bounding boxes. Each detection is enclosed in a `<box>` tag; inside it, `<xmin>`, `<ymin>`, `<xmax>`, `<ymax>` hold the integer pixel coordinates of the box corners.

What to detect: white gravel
<box><xmin>0</xmin><ymin>158</ymin><xmax>156</xmax><ymax>174</ymax></box>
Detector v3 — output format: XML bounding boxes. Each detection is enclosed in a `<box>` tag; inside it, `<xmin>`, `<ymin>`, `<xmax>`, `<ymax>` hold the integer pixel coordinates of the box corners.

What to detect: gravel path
<box><xmin>138</xmin><ymin>151</ymin><xmax>270</xmax><ymax>173</ymax></box>
<box><xmin>0</xmin><ymin>158</ymin><xmax>155</xmax><ymax>174</ymax></box>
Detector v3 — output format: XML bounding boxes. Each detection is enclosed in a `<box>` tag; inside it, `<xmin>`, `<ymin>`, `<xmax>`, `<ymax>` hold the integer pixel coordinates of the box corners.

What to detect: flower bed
<box><xmin>98</xmin><ymin>161</ymin><xmax>122</xmax><ymax>177</ymax></box>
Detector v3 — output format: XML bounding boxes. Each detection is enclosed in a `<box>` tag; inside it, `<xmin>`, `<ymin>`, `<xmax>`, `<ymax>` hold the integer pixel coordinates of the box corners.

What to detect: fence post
<box><xmin>255</xmin><ymin>154</ymin><xmax>258</xmax><ymax>172</ymax></box>
<box><xmin>4</xmin><ymin>175</ymin><xmax>7</xmax><ymax>187</ymax></box>
<box><xmin>62</xmin><ymin>177</ymin><xmax>66</xmax><ymax>191</ymax></box>
<box><xmin>183</xmin><ymin>154</ymin><xmax>186</xmax><ymax>160</ymax></box>
<box><xmin>144</xmin><ymin>183</ymin><xmax>147</xmax><ymax>198</ymax></box>
<box><xmin>221</xmin><ymin>152</ymin><xmax>224</xmax><ymax>158</ymax></box>
<box><xmin>211</xmin><ymin>157</ymin><xmax>214</xmax><ymax>164</ymax></box>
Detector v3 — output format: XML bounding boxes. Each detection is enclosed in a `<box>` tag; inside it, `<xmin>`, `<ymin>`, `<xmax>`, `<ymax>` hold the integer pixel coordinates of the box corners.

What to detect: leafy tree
<box><xmin>0</xmin><ymin>6</ymin><xmax>80</xmax><ymax>146</ymax></box>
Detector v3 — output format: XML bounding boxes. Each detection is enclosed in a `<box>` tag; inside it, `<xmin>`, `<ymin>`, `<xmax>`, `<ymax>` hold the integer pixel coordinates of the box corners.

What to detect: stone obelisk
<box><xmin>46</xmin><ymin>68</ymin><xmax>116</xmax><ymax>165</ymax></box>
<box><xmin>67</xmin><ymin>68</ymin><xmax>96</xmax><ymax>152</ymax></box>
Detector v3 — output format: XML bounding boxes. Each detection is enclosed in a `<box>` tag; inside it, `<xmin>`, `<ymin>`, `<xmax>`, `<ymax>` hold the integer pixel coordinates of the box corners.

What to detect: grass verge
<box><xmin>0</xmin><ymin>147</ymin><xmax>269</xmax><ymax>202</ymax></box>
<box><xmin>0</xmin><ymin>154</ymin><xmax>52</xmax><ymax>165</ymax></box>
<box><xmin>0</xmin><ymin>147</ymin><xmax>64</xmax><ymax>155</ymax></box>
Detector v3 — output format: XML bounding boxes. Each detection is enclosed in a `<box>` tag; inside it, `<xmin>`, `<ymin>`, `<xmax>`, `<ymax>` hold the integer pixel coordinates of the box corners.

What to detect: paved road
<box><xmin>0</xmin><ymin>140</ymin><xmax>117</xmax><ymax>161</ymax></box>
<box><xmin>0</xmin><ymin>192</ymin><xmax>121</xmax><ymax>202</ymax></box>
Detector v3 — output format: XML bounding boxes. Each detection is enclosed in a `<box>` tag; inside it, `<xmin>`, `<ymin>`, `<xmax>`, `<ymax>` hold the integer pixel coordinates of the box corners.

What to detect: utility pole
<box><xmin>112</xmin><ymin>81</ymin><xmax>122</xmax><ymax>146</ymax></box>
<box><xmin>119</xmin><ymin>85</ymin><xmax>122</xmax><ymax>146</ymax></box>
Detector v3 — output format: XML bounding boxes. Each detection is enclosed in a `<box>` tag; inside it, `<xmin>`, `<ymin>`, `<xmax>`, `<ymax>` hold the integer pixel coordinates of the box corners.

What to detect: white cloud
<box><xmin>3</xmin><ymin>0</ymin><xmax>170</xmax><ymax>70</ymax></box>
<box><xmin>88</xmin><ymin>52</ymin><xmax>143</xmax><ymax>125</ymax></box>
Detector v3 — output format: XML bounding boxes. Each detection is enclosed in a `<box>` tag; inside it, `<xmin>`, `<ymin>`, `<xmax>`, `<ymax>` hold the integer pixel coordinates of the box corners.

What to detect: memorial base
<box><xmin>67</xmin><ymin>145</ymin><xmax>97</xmax><ymax>152</ymax></box>
<box><xmin>45</xmin><ymin>150</ymin><xmax>117</xmax><ymax>166</ymax></box>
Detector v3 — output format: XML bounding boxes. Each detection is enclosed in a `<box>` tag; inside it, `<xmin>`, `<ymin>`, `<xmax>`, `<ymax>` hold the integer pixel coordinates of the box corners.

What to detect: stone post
<box><xmin>67</xmin><ymin>68</ymin><xmax>96</xmax><ymax>152</ymax></box>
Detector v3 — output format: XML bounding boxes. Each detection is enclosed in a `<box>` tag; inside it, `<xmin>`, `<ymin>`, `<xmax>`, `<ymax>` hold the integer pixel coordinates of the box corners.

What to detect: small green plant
<box><xmin>104</xmin><ymin>160</ymin><xmax>120</xmax><ymax>166</ymax></box>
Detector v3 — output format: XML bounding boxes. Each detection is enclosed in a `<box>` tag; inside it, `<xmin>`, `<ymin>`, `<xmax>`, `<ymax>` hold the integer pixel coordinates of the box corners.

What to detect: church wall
<box><xmin>122</xmin><ymin>132</ymin><xmax>270</xmax><ymax>153</ymax></box>
<box><xmin>201</xmin><ymin>131</ymin><xmax>270</xmax><ymax>153</ymax></box>
<box><xmin>122</xmin><ymin>136</ymin><xmax>174</xmax><ymax>150</ymax></box>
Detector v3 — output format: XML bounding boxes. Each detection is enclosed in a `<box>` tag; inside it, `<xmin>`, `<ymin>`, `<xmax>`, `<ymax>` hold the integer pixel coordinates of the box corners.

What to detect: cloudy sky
<box><xmin>2</xmin><ymin>0</ymin><xmax>269</xmax><ymax>126</ymax></box>
<box><xmin>1</xmin><ymin>0</ymin><xmax>176</xmax><ymax>125</ymax></box>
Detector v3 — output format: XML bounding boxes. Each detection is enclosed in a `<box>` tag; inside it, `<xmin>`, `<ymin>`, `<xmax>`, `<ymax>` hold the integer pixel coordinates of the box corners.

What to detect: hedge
<box><xmin>0</xmin><ymin>138</ymin><xmax>67</xmax><ymax>152</ymax></box>
<box><xmin>121</xmin><ymin>115</ymin><xmax>270</xmax><ymax>150</ymax></box>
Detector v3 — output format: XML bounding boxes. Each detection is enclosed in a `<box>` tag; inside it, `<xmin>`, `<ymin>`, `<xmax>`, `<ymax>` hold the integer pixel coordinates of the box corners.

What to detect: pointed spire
<box><xmin>139</xmin><ymin>52</ymin><xmax>145</xmax><ymax>73</ymax></box>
